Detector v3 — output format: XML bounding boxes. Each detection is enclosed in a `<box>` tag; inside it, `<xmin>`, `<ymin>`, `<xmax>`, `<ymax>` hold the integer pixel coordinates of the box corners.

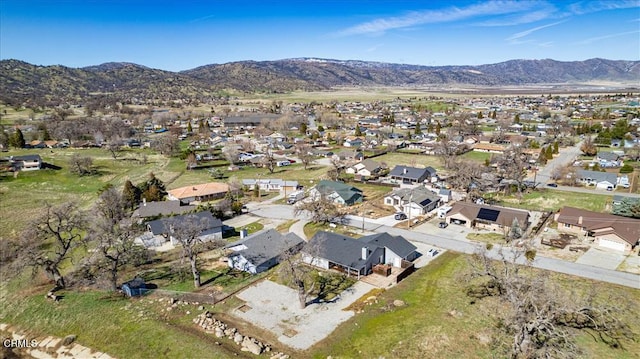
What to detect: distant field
<box><xmin>372</xmin><ymin>152</ymin><xmax>442</xmax><ymax>170</ymax></box>
<box><xmin>460</xmin><ymin>151</ymin><xmax>494</xmax><ymax>163</ymax></box>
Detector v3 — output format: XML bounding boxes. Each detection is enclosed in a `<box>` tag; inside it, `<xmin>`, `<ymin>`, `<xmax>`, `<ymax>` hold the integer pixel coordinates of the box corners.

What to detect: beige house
<box><xmin>555</xmin><ymin>207</ymin><xmax>639</xmax><ymax>252</ymax></box>
<box><xmin>168</xmin><ymin>182</ymin><xmax>229</xmax><ymax>204</ymax></box>
<box><xmin>445</xmin><ymin>202</ymin><xmax>529</xmax><ymax>233</ymax></box>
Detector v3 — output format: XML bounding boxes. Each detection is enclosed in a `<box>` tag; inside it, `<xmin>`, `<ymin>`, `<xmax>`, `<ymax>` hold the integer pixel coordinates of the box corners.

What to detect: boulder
<box><xmin>62</xmin><ymin>335</ymin><xmax>76</xmax><ymax>346</ymax></box>
<box><xmin>233</xmin><ymin>333</ymin><xmax>244</xmax><ymax>345</ymax></box>
<box><xmin>393</xmin><ymin>299</ymin><xmax>405</xmax><ymax>307</ymax></box>
<box><xmin>243</xmin><ymin>339</ymin><xmax>262</xmax><ymax>355</ymax></box>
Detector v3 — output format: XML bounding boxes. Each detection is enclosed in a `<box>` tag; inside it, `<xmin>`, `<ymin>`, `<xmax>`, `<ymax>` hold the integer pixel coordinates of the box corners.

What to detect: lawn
<box><xmin>493</xmin><ymin>189</ymin><xmax>610</xmax><ymax>212</ymax></box>
<box><xmin>373</xmin><ymin>152</ymin><xmax>443</xmax><ymax>170</ymax></box>
<box><xmin>466</xmin><ymin>232</ymin><xmax>506</xmax><ymax>244</ymax></box>
<box><xmin>308</xmin><ymin>252</ymin><xmax>640</xmax><ymax>359</ymax></box>
<box><xmin>460</xmin><ymin>150</ymin><xmax>494</xmax><ymax>163</ymax></box>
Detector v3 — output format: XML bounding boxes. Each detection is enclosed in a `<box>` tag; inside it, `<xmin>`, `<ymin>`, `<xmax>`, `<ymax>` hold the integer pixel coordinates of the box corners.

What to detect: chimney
<box><xmin>361</xmin><ymin>247</ymin><xmax>368</xmax><ymax>260</ymax></box>
<box><xmin>578</xmin><ymin>216</ymin><xmax>583</xmax><ymax>225</ymax></box>
<box><xmin>403</xmin><ymin>168</ymin><xmax>408</xmax><ymax>174</ymax></box>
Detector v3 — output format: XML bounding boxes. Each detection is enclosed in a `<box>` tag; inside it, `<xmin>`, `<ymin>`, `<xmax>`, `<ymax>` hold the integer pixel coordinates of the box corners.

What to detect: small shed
<box><xmin>121</xmin><ymin>278</ymin><xmax>147</xmax><ymax>297</ymax></box>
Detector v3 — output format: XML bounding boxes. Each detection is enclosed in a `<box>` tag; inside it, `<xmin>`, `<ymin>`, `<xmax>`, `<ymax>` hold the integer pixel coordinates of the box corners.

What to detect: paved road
<box><xmin>528</xmin><ymin>140</ymin><xmax>584</xmax><ymax>185</ymax></box>
<box><xmin>544</xmin><ymin>185</ymin><xmax>640</xmax><ymax>198</ymax></box>
<box><xmin>244</xmin><ymin>203</ymin><xmax>639</xmax><ymax>289</ymax></box>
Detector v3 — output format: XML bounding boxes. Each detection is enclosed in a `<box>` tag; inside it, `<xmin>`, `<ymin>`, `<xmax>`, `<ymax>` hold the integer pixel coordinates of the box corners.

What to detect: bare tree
<box><xmin>86</xmin><ymin>188</ymin><xmax>147</xmax><ymax>291</ymax></box>
<box><xmin>169</xmin><ymin>215</ymin><xmax>223</xmax><ymax>288</ymax></box>
<box><xmin>69</xmin><ymin>153</ymin><xmax>94</xmax><ymax>176</ymax></box>
<box><xmin>19</xmin><ymin>202</ymin><xmax>87</xmax><ymax>291</ymax></box>
<box><xmin>465</xmin><ymin>247</ymin><xmax>635</xmax><ymax>359</ymax></box>
<box><xmin>435</xmin><ymin>138</ymin><xmax>461</xmax><ymax>170</ymax></box>
<box><xmin>278</xmin><ymin>245</ymin><xmax>317</xmax><ymax>309</ymax></box>
<box><xmin>496</xmin><ymin>146</ymin><xmax>528</xmax><ymax>198</ymax></box>
<box><xmin>580</xmin><ymin>136</ymin><xmax>597</xmax><ymax>156</ymax></box>
<box><xmin>239</xmin><ymin>139</ymin><xmax>256</xmax><ymax>153</ymax></box>
<box><xmin>327</xmin><ymin>157</ymin><xmax>346</xmax><ymax>181</ymax></box>
<box><xmin>260</xmin><ymin>147</ymin><xmax>277</xmax><ymax>173</ymax></box>
<box><xmin>295</xmin><ymin>142</ymin><xmax>315</xmax><ymax>170</ymax></box>
<box><xmin>104</xmin><ymin>140</ymin><xmax>123</xmax><ymax>160</ymax></box>
<box><xmin>222</xmin><ymin>143</ymin><xmax>240</xmax><ymax>164</ymax></box>
<box><xmin>294</xmin><ymin>193</ymin><xmax>344</xmax><ymax>224</ymax></box>
<box><xmin>152</xmin><ymin>133</ymin><xmax>179</xmax><ymax>157</ymax></box>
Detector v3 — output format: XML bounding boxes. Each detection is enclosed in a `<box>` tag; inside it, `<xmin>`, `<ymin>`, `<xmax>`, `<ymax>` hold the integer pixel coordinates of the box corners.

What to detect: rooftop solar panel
<box><xmin>477</xmin><ymin>208</ymin><xmax>500</xmax><ymax>222</ymax></box>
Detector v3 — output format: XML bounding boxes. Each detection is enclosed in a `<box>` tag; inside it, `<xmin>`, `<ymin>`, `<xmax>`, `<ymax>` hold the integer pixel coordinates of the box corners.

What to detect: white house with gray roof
<box><xmin>384</xmin><ymin>186</ymin><xmax>441</xmax><ymax>215</ymax></box>
<box><xmin>576</xmin><ymin>169</ymin><xmax>618</xmax><ymax>190</ymax></box>
<box><xmin>226</xmin><ymin>229</ymin><xmax>304</xmax><ymax>274</ymax></box>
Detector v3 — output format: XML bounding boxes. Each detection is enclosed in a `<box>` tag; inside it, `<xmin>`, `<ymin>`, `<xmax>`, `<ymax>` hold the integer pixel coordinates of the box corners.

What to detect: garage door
<box><xmin>598</xmin><ymin>238</ymin><xmax>626</xmax><ymax>251</ymax></box>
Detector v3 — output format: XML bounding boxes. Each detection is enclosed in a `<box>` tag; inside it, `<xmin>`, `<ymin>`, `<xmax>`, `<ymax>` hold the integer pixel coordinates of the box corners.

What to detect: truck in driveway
<box><xmin>287</xmin><ymin>190</ymin><xmax>305</xmax><ymax>204</ymax></box>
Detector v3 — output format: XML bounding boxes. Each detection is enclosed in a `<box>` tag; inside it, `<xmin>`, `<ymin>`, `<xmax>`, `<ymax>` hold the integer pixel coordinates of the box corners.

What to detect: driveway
<box><xmin>233</xmin><ymin>280</ymin><xmax>375</xmax><ymax>350</ymax></box>
<box><xmin>576</xmin><ymin>247</ymin><xmax>627</xmax><ymax>270</ymax></box>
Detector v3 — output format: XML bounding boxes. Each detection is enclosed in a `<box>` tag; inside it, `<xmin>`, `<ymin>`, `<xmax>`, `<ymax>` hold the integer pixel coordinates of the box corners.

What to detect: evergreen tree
<box><xmin>9</xmin><ymin>128</ymin><xmax>25</xmax><ymax>148</ymax></box>
<box><xmin>122</xmin><ymin>180</ymin><xmax>141</xmax><ymax>209</ymax></box>
<box><xmin>553</xmin><ymin>141</ymin><xmax>559</xmax><ymax>154</ymax></box>
<box><xmin>139</xmin><ymin>173</ymin><xmax>167</xmax><ymax>202</ymax></box>
<box><xmin>538</xmin><ymin>148</ymin><xmax>547</xmax><ymax>165</ymax></box>
<box><xmin>477</xmin><ymin>111</ymin><xmax>484</xmax><ymax>119</ymax></box>
<box><xmin>612</xmin><ymin>198</ymin><xmax>640</xmax><ymax>218</ymax></box>
<box><xmin>354</xmin><ymin>125</ymin><xmax>362</xmax><ymax>136</ymax></box>
<box><xmin>415</xmin><ymin>122</ymin><xmax>422</xmax><ymax>135</ymax></box>
<box><xmin>435</xmin><ymin>122</ymin><xmax>441</xmax><ymax>136</ymax></box>
<box><xmin>317</xmin><ymin>125</ymin><xmax>324</xmax><ymax>132</ymax></box>
<box><xmin>187</xmin><ymin>121</ymin><xmax>193</xmax><ymax>133</ymax></box>
<box><xmin>300</xmin><ymin>122</ymin><xmax>308</xmax><ymax>135</ymax></box>
<box><xmin>514</xmin><ymin>114</ymin><xmax>521</xmax><ymax>124</ymax></box>
<box><xmin>545</xmin><ymin>146</ymin><xmax>553</xmax><ymax>160</ymax></box>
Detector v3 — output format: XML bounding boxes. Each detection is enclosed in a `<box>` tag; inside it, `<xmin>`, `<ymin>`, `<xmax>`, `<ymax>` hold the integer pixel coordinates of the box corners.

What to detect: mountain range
<box><xmin>1</xmin><ymin>58</ymin><xmax>639</xmax><ymax>104</ymax></box>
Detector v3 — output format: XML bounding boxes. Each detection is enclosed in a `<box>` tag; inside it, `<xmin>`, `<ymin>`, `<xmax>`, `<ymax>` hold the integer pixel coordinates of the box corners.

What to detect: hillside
<box><xmin>1</xmin><ymin>58</ymin><xmax>639</xmax><ymax>105</ymax></box>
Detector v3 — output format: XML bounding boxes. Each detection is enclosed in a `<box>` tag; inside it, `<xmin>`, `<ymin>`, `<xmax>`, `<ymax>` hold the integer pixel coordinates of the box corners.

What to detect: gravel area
<box><xmin>233</xmin><ymin>280</ymin><xmax>375</xmax><ymax>350</ymax></box>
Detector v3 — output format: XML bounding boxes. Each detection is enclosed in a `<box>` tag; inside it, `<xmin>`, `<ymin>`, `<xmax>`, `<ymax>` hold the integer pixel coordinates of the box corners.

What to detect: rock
<box><xmin>233</xmin><ymin>333</ymin><xmax>244</xmax><ymax>345</ymax></box>
<box><xmin>393</xmin><ymin>299</ymin><xmax>405</xmax><ymax>307</ymax></box>
<box><xmin>198</xmin><ymin>305</ymin><xmax>205</xmax><ymax>311</ymax></box>
<box><xmin>169</xmin><ymin>298</ymin><xmax>177</xmax><ymax>305</ymax></box>
<box><xmin>186</xmin><ymin>311</ymin><xmax>191</xmax><ymax>315</ymax></box>
<box><xmin>214</xmin><ymin>328</ymin><xmax>224</xmax><ymax>338</ymax></box>
<box><xmin>243</xmin><ymin>339</ymin><xmax>262</xmax><ymax>355</ymax></box>
<box><xmin>166</xmin><ymin>307</ymin><xmax>172</xmax><ymax>312</ymax></box>
<box><xmin>62</xmin><ymin>334</ymin><xmax>76</xmax><ymax>346</ymax></box>
<box><xmin>205</xmin><ymin>311</ymin><xmax>212</xmax><ymax>318</ymax></box>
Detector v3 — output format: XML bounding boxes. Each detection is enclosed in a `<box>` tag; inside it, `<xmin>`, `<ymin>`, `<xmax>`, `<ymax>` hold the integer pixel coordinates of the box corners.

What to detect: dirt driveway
<box><xmin>232</xmin><ymin>279</ymin><xmax>375</xmax><ymax>350</ymax></box>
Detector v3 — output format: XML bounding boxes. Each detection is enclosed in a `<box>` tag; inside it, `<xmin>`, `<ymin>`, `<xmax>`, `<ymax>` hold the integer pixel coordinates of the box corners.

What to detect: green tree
<box><xmin>317</xmin><ymin>125</ymin><xmax>325</xmax><ymax>132</ymax></box>
<box><xmin>612</xmin><ymin>198</ymin><xmax>640</xmax><ymax>218</ymax></box>
<box><xmin>415</xmin><ymin>122</ymin><xmax>422</xmax><ymax>135</ymax></box>
<box><xmin>477</xmin><ymin>111</ymin><xmax>483</xmax><ymax>119</ymax></box>
<box><xmin>9</xmin><ymin>128</ymin><xmax>25</xmax><ymax>148</ymax></box>
<box><xmin>514</xmin><ymin>114</ymin><xmax>520</xmax><ymax>124</ymax></box>
<box><xmin>435</xmin><ymin>122</ymin><xmax>442</xmax><ymax>136</ymax></box>
<box><xmin>553</xmin><ymin>141</ymin><xmax>559</xmax><ymax>154</ymax></box>
<box><xmin>354</xmin><ymin>125</ymin><xmax>362</xmax><ymax>136</ymax></box>
<box><xmin>300</xmin><ymin>122</ymin><xmax>308</xmax><ymax>135</ymax></box>
<box><xmin>139</xmin><ymin>173</ymin><xmax>167</xmax><ymax>202</ymax></box>
<box><xmin>187</xmin><ymin>121</ymin><xmax>193</xmax><ymax>133</ymax></box>
<box><xmin>122</xmin><ymin>180</ymin><xmax>141</xmax><ymax>209</ymax></box>
<box><xmin>619</xmin><ymin>164</ymin><xmax>634</xmax><ymax>174</ymax></box>
<box><xmin>545</xmin><ymin>146</ymin><xmax>553</xmax><ymax>160</ymax></box>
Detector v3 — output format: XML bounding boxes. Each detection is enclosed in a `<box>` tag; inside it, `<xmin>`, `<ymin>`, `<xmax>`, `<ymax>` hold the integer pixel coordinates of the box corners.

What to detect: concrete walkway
<box><xmin>289</xmin><ymin>219</ymin><xmax>309</xmax><ymax>240</ymax></box>
<box><xmin>0</xmin><ymin>323</ymin><xmax>115</xmax><ymax>359</ymax></box>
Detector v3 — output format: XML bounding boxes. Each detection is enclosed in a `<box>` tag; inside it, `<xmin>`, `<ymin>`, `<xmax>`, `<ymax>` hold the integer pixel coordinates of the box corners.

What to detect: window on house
<box><xmin>564</xmin><ymin>223</ymin><xmax>571</xmax><ymax>228</ymax></box>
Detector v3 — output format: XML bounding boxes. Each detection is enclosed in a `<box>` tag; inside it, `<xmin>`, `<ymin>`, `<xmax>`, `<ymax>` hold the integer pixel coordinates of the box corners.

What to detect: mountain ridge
<box><xmin>1</xmin><ymin>57</ymin><xmax>639</xmax><ymax>105</ymax></box>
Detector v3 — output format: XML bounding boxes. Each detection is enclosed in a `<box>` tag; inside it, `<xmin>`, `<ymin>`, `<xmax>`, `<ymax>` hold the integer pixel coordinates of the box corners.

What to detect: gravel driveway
<box><xmin>233</xmin><ymin>279</ymin><xmax>375</xmax><ymax>350</ymax></box>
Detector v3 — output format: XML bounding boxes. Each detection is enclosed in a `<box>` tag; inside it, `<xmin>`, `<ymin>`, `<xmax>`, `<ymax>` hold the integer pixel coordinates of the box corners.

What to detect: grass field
<box><xmin>372</xmin><ymin>152</ymin><xmax>442</xmax><ymax>170</ymax></box>
<box><xmin>308</xmin><ymin>252</ymin><xmax>640</xmax><ymax>359</ymax></box>
<box><xmin>460</xmin><ymin>150</ymin><xmax>494</xmax><ymax>163</ymax></box>
<box><xmin>494</xmin><ymin>189</ymin><xmax>610</xmax><ymax>212</ymax></box>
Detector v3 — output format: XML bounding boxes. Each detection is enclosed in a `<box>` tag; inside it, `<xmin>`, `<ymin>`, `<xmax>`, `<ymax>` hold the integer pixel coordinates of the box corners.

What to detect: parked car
<box><xmin>427</xmin><ymin>248</ymin><xmax>440</xmax><ymax>257</ymax></box>
<box><xmin>394</xmin><ymin>212</ymin><xmax>407</xmax><ymax>220</ymax></box>
<box><xmin>438</xmin><ymin>221</ymin><xmax>448</xmax><ymax>228</ymax></box>
<box><xmin>546</xmin><ymin>183</ymin><xmax>558</xmax><ymax>187</ymax></box>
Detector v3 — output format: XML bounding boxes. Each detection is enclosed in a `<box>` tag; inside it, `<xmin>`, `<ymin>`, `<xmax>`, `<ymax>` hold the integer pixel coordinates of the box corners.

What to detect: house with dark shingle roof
<box><xmin>10</xmin><ymin>155</ymin><xmax>42</xmax><ymax>171</ymax></box>
<box><xmin>389</xmin><ymin>165</ymin><xmax>437</xmax><ymax>184</ymax></box>
<box><xmin>142</xmin><ymin>211</ymin><xmax>223</xmax><ymax>248</ymax></box>
<box><xmin>302</xmin><ymin>231</ymin><xmax>417</xmax><ymax>279</ymax></box>
<box><xmin>555</xmin><ymin>207</ymin><xmax>639</xmax><ymax>252</ymax></box>
<box><xmin>133</xmin><ymin>200</ymin><xmax>196</xmax><ymax>219</ymax></box>
<box><xmin>445</xmin><ymin>202</ymin><xmax>529</xmax><ymax>233</ymax></box>
<box><xmin>226</xmin><ymin>229</ymin><xmax>304</xmax><ymax>274</ymax></box>
<box><xmin>384</xmin><ymin>186</ymin><xmax>441</xmax><ymax>215</ymax></box>
<box><xmin>595</xmin><ymin>151</ymin><xmax>622</xmax><ymax>167</ymax></box>
<box><xmin>309</xmin><ymin>180</ymin><xmax>363</xmax><ymax>206</ymax></box>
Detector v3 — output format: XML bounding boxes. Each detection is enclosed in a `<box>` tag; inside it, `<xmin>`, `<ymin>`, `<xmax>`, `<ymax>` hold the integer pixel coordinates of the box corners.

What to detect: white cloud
<box><xmin>569</xmin><ymin>0</ymin><xmax>640</xmax><ymax>15</ymax></box>
<box><xmin>506</xmin><ymin>21</ymin><xmax>566</xmax><ymax>41</ymax></box>
<box><xmin>335</xmin><ymin>1</ymin><xmax>542</xmax><ymax>36</ymax></box>
<box><xmin>576</xmin><ymin>30</ymin><xmax>640</xmax><ymax>45</ymax></box>
<box><xmin>366</xmin><ymin>44</ymin><xmax>384</xmax><ymax>52</ymax></box>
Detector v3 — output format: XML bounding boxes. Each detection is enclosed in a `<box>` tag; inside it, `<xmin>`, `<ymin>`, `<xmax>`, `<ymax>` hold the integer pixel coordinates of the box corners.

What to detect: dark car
<box><xmin>438</xmin><ymin>221</ymin><xmax>448</xmax><ymax>228</ymax></box>
<box><xmin>394</xmin><ymin>212</ymin><xmax>407</xmax><ymax>220</ymax></box>
<box><xmin>546</xmin><ymin>183</ymin><xmax>558</xmax><ymax>188</ymax></box>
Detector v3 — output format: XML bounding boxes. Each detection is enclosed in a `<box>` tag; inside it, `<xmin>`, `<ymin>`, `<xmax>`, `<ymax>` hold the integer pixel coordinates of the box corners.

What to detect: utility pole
<box><xmin>407</xmin><ymin>189</ymin><xmax>413</xmax><ymax>230</ymax></box>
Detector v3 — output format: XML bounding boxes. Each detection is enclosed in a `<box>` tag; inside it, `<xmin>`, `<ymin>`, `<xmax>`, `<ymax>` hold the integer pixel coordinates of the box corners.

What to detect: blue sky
<box><xmin>1</xmin><ymin>0</ymin><xmax>639</xmax><ymax>71</ymax></box>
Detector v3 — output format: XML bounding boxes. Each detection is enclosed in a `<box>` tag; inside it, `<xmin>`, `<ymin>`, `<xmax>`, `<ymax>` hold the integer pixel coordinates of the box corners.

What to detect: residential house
<box><xmin>302</xmin><ymin>231</ymin><xmax>417</xmax><ymax>279</ymax></box>
<box><xmin>343</xmin><ymin>136</ymin><xmax>364</xmax><ymax>148</ymax></box>
<box><xmin>345</xmin><ymin>159</ymin><xmax>382</xmax><ymax>179</ymax></box>
<box><xmin>384</xmin><ymin>186</ymin><xmax>441</xmax><ymax>215</ymax></box>
<box><xmin>445</xmin><ymin>202</ymin><xmax>530</xmax><ymax>232</ymax></box>
<box><xmin>309</xmin><ymin>180</ymin><xmax>363</xmax><ymax>206</ymax></box>
<box><xmin>132</xmin><ymin>200</ymin><xmax>197</xmax><ymax>219</ymax></box>
<box><xmin>576</xmin><ymin>170</ymin><xmax>617</xmax><ymax>190</ymax></box>
<box><xmin>389</xmin><ymin>165</ymin><xmax>437</xmax><ymax>184</ymax></box>
<box><xmin>226</xmin><ymin>229</ymin><xmax>304</xmax><ymax>274</ymax></box>
<box><xmin>140</xmin><ymin>211</ymin><xmax>223</xmax><ymax>248</ymax></box>
<box><xmin>10</xmin><ymin>155</ymin><xmax>42</xmax><ymax>171</ymax></box>
<box><xmin>438</xmin><ymin>188</ymin><xmax>452</xmax><ymax>203</ymax></box>
<box><xmin>333</xmin><ymin>150</ymin><xmax>363</xmax><ymax>162</ymax></box>
<box><xmin>555</xmin><ymin>207</ymin><xmax>639</xmax><ymax>252</ymax></box>
<box><xmin>473</xmin><ymin>143</ymin><xmax>506</xmax><ymax>154</ymax></box>
<box><xmin>241</xmin><ymin>179</ymin><xmax>299</xmax><ymax>193</ymax></box>
<box><xmin>167</xmin><ymin>182</ymin><xmax>229</xmax><ymax>204</ymax></box>
<box><xmin>595</xmin><ymin>151</ymin><xmax>622</xmax><ymax>168</ymax></box>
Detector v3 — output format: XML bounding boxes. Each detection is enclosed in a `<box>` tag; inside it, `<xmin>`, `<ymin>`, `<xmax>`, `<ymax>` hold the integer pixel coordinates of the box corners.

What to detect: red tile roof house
<box><xmin>167</xmin><ymin>182</ymin><xmax>229</xmax><ymax>205</ymax></box>
<box><xmin>554</xmin><ymin>207</ymin><xmax>640</xmax><ymax>252</ymax></box>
